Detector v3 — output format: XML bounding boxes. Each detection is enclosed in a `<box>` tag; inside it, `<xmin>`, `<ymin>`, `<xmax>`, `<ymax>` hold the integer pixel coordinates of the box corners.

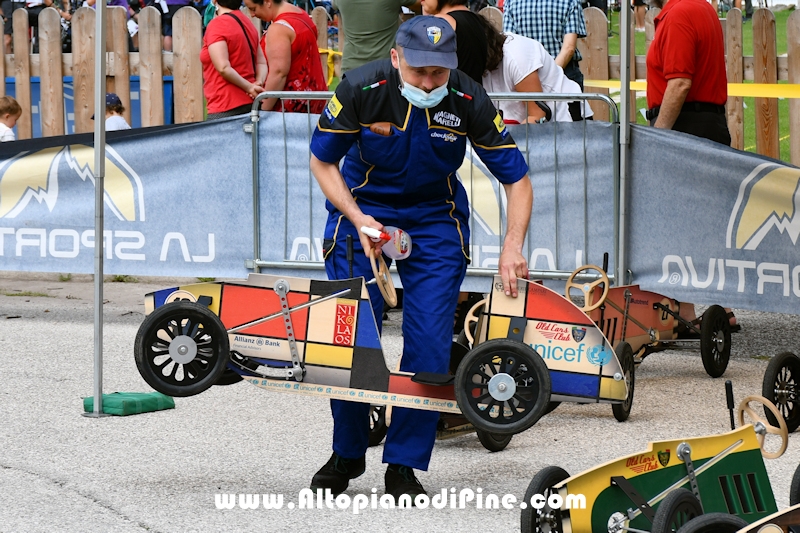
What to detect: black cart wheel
<box><xmin>700</xmin><ymin>305</ymin><xmax>731</xmax><ymax>378</ymax></box>
<box><xmin>215</xmin><ymin>368</ymin><xmax>243</xmax><ymax>386</ymax></box>
<box><xmin>651</xmin><ymin>488</ymin><xmax>703</xmax><ymax>533</ymax></box>
<box><xmin>454</xmin><ymin>339</ymin><xmax>551</xmax><ymax>435</ymax></box>
<box><xmin>520</xmin><ymin>465</ymin><xmax>570</xmax><ymax>533</ymax></box>
<box><xmin>368</xmin><ymin>405</ymin><xmax>388</xmax><ymax>447</ymax></box>
<box><xmin>612</xmin><ymin>341</ymin><xmax>635</xmax><ymax>422</ymax></box>
<box><xmin>762</xmin><ymin>351</ymin><xmax>800</xmax><ymax>433</ymax></box>
<box><xmin>675</xmin><ymin>513</ymin><xmax>747</xmax><ymax>533</ymax></box>
<box><xmin>475</xmin><ymin>430</ymin><xmax>512</xmax><ymax>452</ymax></box>
<box><xmin>134</xmin><ymin>302</ymin><xmax>229</xmax><ymax>397</ymax></box>
<box><xmin>790</xmin><ymin>461</ymin><xmax>800</xmax><ymax>506</ymax></box>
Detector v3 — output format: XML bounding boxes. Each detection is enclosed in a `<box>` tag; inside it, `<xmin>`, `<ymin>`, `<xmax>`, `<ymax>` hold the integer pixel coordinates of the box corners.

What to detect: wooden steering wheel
<box><xmin>737</xmin><ymin>395</ymin><xmax>789</xmax><ymax>459</ymax></box>
<box><xmin>565</xmin><ymin>265</ymin><xmax>610</xmax><ymax>312</ymax></box>
<box><xmin>463</xmin><ymin>298</ymin><xmax>487</xmax><ymax>346</ymax></box>
<box><xmin>369</xmin><ymin>248</ymin><xmax>397</xmax><ymax>308</ymax></box>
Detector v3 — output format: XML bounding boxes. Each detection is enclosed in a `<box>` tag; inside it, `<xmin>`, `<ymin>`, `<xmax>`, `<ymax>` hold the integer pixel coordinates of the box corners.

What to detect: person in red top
<box><xmin>200</xmin><ymin>0</ymin><xmax>266</xmax><ymax>119</ymax></box>
<box><xmin>645</xmin><ymin>0</ymin><xmax>730</xmax><ymax>145</ymax></box>
<box><xmin>244</xmin><ymin>0</ymin><xmax>327</xmax><ymax>113</ymax></box>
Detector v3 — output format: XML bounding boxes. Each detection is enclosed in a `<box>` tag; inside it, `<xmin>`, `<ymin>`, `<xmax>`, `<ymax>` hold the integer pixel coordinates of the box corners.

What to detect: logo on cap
<box><xmin>427</xmin><ymin>26</ymin><xmax>442</xmax><ymax>45</ymax></box>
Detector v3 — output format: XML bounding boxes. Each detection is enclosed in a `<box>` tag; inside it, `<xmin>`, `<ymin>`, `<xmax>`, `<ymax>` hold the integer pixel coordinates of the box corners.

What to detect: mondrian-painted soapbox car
<box><xmin>520</xmin><ymin>393</ymin><xmax>790</xmax><ymax>533</ymax></box>
<box><xmin>133</xmin><ymin>263</ymin><xmax>632</xmax><ymax>445</ymax></box>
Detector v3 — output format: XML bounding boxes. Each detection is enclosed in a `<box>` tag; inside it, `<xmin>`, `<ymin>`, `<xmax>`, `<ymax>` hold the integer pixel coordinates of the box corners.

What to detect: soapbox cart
<box><xmin>584</xmin><ymin>280</ymin><xmax>733</xmax><ymax>379</ymax></box>
<box><xmin>133</xmin><ymin>265</ymin><xmax>632</xmax><ymax>445</ymax></box>
<box><xmin>520</xmin><ymin>393</ymin><xmax>790</xmax><ymax>533</ymax></box>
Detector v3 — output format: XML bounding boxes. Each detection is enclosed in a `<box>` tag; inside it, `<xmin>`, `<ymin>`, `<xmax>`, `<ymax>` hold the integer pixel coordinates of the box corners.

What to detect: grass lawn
<box><xmin>631</xmin><ymin>91</ymin><xmax>790</xmax><ymax>161</ymax></box>
<box><xmin>607</xmin><ymin>6</ymin><xmax>794</xmax><ymax>162</ymax></box>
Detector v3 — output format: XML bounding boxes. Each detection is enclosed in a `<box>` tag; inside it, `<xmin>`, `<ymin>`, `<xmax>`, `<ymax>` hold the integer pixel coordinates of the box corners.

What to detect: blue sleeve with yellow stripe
<box><xmin>311</xmin><ymin>77</ymin><xmax>360</xmax><ymax>164</ymax></box>
<box><xmin>466</xmin><ymin>85</ymin><xmax>529</xmax><ymax>185</ymax></box>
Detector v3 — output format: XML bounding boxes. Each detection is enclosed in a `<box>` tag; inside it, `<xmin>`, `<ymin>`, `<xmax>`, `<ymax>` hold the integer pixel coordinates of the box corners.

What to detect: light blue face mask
<box><xmin>399</xmin><ymin>69</ymin><xmax>448</xmax><ymax>109</ymax></box>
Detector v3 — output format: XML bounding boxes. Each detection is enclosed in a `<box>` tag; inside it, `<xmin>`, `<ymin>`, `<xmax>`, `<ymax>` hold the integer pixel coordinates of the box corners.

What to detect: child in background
<box><xmin>0</xmin><ymin>96</ymin><xmax>21</xmax><ymax>142</ymax></box>
<box><xmin>104</xmin><ymin>93</ymin><xmax>131</xmax><ymax>131</ymax></box>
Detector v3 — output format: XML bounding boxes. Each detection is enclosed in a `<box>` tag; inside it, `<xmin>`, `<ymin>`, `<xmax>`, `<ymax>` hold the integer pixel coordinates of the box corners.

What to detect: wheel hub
<box><xmin>714</xmin><ymin>330</ymin><xmax>725</xmax><ymax>351</ymax></box>
<box><xmin>775</xmin><ymin>381</ymin><xmax>796</xmax><ymax>402</ymax></box>
<box><xmin>607</xmin><ymin>512</ymin><xmax>626</xmax><ymax>533</ymax></box>
<box><xmin>169</xmin><ymin>335</ymin><xmax>198</xmax><ymax>364</ymax></box>
<box><xmin>488</xmin><ymin>373</ymin><xmax>516</xmax><ymax>401</ymax></box>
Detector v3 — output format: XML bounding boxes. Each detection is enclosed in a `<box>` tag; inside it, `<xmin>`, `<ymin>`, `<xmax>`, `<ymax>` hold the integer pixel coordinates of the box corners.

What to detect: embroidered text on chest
<box><xmin>432</xmin><ymin>111</ymin><xmax>461</xmax><ymax>128</ymax></box>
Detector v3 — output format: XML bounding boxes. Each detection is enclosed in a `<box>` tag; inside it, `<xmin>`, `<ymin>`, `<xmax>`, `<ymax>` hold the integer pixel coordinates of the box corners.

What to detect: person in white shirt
<box><xmin>0</xmin><ymin>95</ymin><xmax>21</xmax><ymax>141</ymax></box>
<box><xmin>99</xmin><ymin>92</ymin><xmax>131</xmax><ymax>131</ymax></box>
<box><xmin>480</xmin><ymin>22</ymin><xmax>592</xmax><ymax>124</ymax></box>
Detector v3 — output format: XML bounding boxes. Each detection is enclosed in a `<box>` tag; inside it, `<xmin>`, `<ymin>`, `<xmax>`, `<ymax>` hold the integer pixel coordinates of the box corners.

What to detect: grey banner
<box><xmin>628</xmin><ymin>125</ymin><xmax>800</xmax><ymax>315</ymax></box>
<box><xmin>0</xmin><ymin>114</ymin><xmax>617</xmax><ymax>295</ymax></box>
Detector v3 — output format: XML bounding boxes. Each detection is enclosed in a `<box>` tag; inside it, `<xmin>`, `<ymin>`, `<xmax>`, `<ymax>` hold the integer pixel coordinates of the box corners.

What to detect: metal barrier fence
<box><xmin>245</xmin><ymin>91</ymin><xmax>621</xmax><ymax>290</ymax></box>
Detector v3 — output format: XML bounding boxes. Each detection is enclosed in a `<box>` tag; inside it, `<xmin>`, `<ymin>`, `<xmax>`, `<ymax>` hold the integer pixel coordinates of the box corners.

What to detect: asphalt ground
<box><xmin>1</xmin><ymin>272</ymin><xmax>800</xmax><ymax>533</ymax></box>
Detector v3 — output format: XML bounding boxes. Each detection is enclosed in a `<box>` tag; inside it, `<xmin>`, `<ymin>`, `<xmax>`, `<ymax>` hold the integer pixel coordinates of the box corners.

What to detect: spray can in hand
<box><xmin>360</xmin><ymin>226</ymin><xmax>412</xmax><ymax>260</ymax></box>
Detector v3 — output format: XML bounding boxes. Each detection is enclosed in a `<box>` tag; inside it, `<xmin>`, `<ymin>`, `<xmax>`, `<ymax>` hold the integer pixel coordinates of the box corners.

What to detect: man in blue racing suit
<box><xmin>309</xmin><ymin>15</ymin><xmax>533</xmax><ymax>502</ymax></box>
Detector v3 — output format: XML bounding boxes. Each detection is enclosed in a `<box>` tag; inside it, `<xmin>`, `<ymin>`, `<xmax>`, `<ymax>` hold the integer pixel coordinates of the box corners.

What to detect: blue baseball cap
<box><xmin>91</xmin><ymin>93</ymin><xmax>123</xmax><ymax>119</ymax></box>
<box><xmin>396</xmin><ymin>16</ymin><xmax>457</xmax><ymax>69</ymax></box>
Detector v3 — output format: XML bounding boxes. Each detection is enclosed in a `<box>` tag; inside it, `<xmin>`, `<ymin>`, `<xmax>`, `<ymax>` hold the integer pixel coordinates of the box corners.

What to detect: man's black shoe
<box><xmin>385</xmin><ymin>464</ymin><xmax>426</xmax><ymax>505</ymax></box>
<box><xmin>310</xmin><ymin>453</ymin><xmax>365</xmax><ymax>495</ymax></box>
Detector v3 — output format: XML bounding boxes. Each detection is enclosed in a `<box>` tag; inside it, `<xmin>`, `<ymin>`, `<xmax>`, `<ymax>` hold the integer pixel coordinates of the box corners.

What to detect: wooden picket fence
<box><xmin>8</xmin><ymin>4</ymin><xmax>800</xmax><ymax>165</ymax></box>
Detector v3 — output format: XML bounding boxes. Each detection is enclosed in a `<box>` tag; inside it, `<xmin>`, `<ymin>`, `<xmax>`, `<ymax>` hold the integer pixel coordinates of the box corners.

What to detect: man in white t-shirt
<box><xmin>482</xmin><ymin>32</ymin><xmax>592</xmax><ymax>123</ymax></box>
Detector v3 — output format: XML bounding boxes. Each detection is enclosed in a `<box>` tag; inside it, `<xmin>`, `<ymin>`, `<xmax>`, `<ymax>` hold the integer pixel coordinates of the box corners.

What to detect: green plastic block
<box><xmin>82</xmin><ymin>392</ymin><xmax>175</xmax><ymax>416</ymax></box>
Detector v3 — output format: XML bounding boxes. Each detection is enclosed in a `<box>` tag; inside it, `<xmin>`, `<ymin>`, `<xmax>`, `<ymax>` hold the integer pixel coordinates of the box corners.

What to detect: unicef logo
<box><xmin>587</xmin><ymin>345</ymin><xmax>612</xmax><ymax>367</ymax></box>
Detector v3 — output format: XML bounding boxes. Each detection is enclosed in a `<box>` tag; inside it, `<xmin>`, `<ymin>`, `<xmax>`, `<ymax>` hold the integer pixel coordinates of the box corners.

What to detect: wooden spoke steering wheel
<box><xmin>463</xmin><ymin>298</ymin><xmax>487</xmax><ymax>346</ymax></box>
<box><xmin>369</xmin><ymin>248</ymin><xmax>397</xmax><ymax>308</ymax></box>
<box><xmin>565</xmin><ymin>265</ymin><xmax>610</xmax><ymax>312</ymax></box>
<box><xmin>737</xmin><ymin>395</ymin><xmax>789</xmax><ymax>459</ymax></box>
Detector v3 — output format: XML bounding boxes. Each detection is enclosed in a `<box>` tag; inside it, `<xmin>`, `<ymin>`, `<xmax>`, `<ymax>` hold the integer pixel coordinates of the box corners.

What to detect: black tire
<box><xmin>475</xmin><ymin>430</ymin><xmax>512</xmax><ymax>452</ymax></box>
<box><xmin>454</xmin><ymin>339</ymin><xmax>551</xmax><ymax>435</ymax></box>
<box><xmin>762</xmin><ymin>351</ymin><xmax>800</xmax><ymax>433</ymax></box>
<box><xmin>790</xmin><ymin>461</ymin><xmax>800</xmax><ymax>506</ymax></box>
<box><xmin>700</xmin><ymin>305</ymin><xmax>731</xmax><ymax>378</ymax></box>
<box><xmin>520</xmin><ymin>466</ymin><xmax>570</xmax><ymax>533</ymax></box>
<box><xmin>612</xmin><ymin>341</ymin><xmax>635</xmax><ymax>422</ymax></box>
<box><xmin>214</xmin><ymin>368</ymin><xmax>243</xmax><ymax>386</ymax></box>
<box><xmin>675</xmin><ymin>513</ymin><xmax>748</xmax><ymax>533</ymax></box>
<box><xmin>368</xmin><ymin>405</ymin><xmax>388</xmax><ymax>447</ymax></box>
<box><xmin>651</xmin><ymin>488</ymin><xmax>703</xmax><ymax>533</ymax></box>
<box><xmin>134</xmin><ymin>302</ymin><xmax>229</xmax><ymax>397</ymax></box>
